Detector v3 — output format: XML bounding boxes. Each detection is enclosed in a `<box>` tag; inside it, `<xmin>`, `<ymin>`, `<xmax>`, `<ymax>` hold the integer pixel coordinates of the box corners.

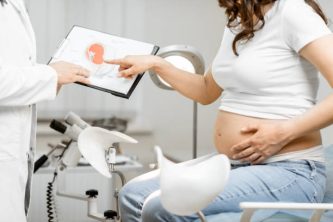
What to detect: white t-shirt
<box><xmin>212</xmin><ymin>0</ymin><xmax>332</xmax><ymax>120</ymax></box>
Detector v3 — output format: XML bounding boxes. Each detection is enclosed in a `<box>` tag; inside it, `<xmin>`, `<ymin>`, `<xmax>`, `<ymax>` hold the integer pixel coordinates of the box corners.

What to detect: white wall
<box><xmin>141</xmin><ymin>0</ymin><xmax>225</xmax><ymax>159</ymax></box>
<box><xmin>317</xmin><ymin>0</ymin><xmax>333</xmax><ymax>145</ymax></box>
<box><xmin>27</xmin><ymin>0</ymin><xmax>225</xmax><ymax>161</ymax></box>
<box><xmin>27</xmin><ymin>0</ymin><xmax>333</xmax><ymax>162</ymax></box>
<box><xmin>27</xmin><ymin>0</ymin><xmax>147</xmax><ymax>119</ymax></box>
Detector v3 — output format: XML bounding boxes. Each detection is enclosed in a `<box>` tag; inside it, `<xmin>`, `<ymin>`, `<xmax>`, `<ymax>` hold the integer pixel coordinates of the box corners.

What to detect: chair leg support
<box><xmin>197</xmin><ymin>211</ymin><xmax>207</xmax><ymax>222</ymax></box>
<box><xmin>309</xmin><ymin>209</ymin><xmax>325</xmax><ymax>222</ymax></box>
<box><xmin>240</xmin><ymin>209</ymin><xmax>255</xmax><ymax>222</ymax></box>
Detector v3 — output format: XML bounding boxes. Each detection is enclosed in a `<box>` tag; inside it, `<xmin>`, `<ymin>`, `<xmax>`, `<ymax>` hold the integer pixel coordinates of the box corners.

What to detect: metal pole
<box><xmin>193</xmin><ymin>101</ymin><xmax>198</xmax><ymax>159</ymax></box>
<box><xmin>197</xmin><ymin>211</ymin><xmax>207</xmax><ymax>222</ymax></box>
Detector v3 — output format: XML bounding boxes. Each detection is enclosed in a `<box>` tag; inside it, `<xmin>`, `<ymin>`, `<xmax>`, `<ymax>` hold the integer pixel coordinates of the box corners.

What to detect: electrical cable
<box><xmin>46</xmin><ymin>171</ymin><xmax>58</xmax><ymax>222</ymax></box>
<box><xmin>46</xmin><ymin>145</ymin><xmax>67</xmax><ymax>222</ymax></box>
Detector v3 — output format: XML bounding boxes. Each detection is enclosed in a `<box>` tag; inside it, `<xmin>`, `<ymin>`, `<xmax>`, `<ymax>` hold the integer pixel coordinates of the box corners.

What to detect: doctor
<box><xmin>0</xmin><ymin>0</ymin><xmax>90</xmax><ymax>221</ymax></box>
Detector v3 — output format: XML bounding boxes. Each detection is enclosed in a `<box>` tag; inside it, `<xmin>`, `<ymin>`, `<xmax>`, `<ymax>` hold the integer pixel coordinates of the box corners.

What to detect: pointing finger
<box><xmin>105</xmin><ymin>58</ymin><xmax>129</xmax><ymax>66</ymax></box>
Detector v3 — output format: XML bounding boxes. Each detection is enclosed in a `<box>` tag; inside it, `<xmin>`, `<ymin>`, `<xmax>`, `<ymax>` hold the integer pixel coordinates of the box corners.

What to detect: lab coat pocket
<box><xmin>0</xmin><ymin>106</ymin><xmax>30</xmax><ymax>159</ymax></box>
<box><xmin>0</xmin><ymin>153</ymin><xmax>17</xmax><ymax>161</ymax></box>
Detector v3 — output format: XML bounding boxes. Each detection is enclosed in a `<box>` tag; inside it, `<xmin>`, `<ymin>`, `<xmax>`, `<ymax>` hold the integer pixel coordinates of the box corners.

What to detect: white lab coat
<box><xmin>0</xmin><ymin>0</ymin><xmax>57</xmax><ymax>221</ymax></box>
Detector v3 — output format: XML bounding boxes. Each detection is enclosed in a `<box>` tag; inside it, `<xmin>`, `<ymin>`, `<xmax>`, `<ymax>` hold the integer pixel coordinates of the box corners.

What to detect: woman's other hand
<box><xmin>49</xmin><ymin>61</ymin><xmax>90</xmax><ymax>91</ymax></box>
<box><xmin>105</xmin><ymin>55</ymin><xmax>162</xmax><ymax>79</ymax></box>
<box><xmin>231</xmin><ymin>121</ymin><xmax>295</xmax><ymax>164</ymax></box>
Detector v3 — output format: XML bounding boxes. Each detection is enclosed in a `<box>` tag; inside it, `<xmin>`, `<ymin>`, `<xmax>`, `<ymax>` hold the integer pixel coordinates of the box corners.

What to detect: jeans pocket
<box><xmin>306</xmin><ymin>160</ymin><xmax>326</xmax><ymax>203</ymax></box>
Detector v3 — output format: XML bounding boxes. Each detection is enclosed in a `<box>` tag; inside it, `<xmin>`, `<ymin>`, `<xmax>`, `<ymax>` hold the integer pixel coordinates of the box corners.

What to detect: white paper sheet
<box><xmin>51</xmin><ymin>26</ymin><xmax>157</xmax><ymax>97</ymax></box>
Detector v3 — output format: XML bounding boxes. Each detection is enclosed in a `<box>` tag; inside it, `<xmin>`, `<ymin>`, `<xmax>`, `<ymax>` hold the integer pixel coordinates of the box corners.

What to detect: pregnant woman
<box><xmin>107</xmin><ymin>0</ymin><xmax>333</xmax><ymax>221</ymax></box>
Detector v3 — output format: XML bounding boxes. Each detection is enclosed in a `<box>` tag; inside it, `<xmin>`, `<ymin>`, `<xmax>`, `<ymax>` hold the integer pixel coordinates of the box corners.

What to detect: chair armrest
<box><xmin>240</xmin><ymin>202</ymin><xmax>333</xmax><ymax>210</ymax></box>
<box><xmin>239</xmin><ymin>202</ymin><xmax>333</xmax><ymax>222</ymax></box>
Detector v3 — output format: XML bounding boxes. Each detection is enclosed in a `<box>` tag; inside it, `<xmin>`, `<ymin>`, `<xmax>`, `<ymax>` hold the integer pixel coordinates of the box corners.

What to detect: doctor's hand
<box><xmin>105</xmin><ymin>55</ymin><xmax>162</xmax><ymax>79</ymax></box>
<box><xmin>49</xmin><ymin>61</ymin><xmax>90</xmax><ymax>90</ymax></box>
<box><xmin>231</xmin><ymin>121</ymin><xmax>295</xmax><ymax>164</ymax></box>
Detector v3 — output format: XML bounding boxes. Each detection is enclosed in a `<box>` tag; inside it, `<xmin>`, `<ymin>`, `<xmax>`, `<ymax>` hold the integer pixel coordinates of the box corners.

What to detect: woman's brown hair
<box><xmin>218</xmin><ymin>0</ymin><xmax>328</xmax><ymax>55</ymax></box>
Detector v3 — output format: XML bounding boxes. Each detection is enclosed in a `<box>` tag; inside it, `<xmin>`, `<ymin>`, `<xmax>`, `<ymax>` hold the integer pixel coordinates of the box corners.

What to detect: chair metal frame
<box><xmin>239</xmin><ymin>202</ymin><xmax>333</xmax><ymax>222</ymax></box>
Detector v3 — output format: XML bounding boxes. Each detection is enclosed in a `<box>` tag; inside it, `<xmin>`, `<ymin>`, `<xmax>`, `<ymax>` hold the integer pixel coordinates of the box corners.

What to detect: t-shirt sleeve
<box><xmin>282</xmin><ymin>0</ymin><xmax>332</xmax><ymax>53</ymax></box>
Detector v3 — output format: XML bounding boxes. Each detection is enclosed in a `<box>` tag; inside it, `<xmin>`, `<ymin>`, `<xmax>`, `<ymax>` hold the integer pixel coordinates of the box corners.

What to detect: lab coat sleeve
<box><xmin>0</xmin><ymin>62</ymin><xmax>58</xmax><ymax>106</ymax></box>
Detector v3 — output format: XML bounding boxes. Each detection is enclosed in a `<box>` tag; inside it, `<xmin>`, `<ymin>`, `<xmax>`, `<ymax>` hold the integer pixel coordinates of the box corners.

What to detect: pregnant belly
<box><xmin>214</xmin><ymin>111</ymin><xmax>322</xmax><ymax>159</ymax></box>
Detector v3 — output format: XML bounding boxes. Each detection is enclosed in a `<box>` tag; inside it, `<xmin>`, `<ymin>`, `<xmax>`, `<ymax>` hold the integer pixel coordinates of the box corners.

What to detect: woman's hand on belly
<box><xmin>231</xmin><ymin>121</ymin><xmax>294</xmax><ymax>164</ymax></box>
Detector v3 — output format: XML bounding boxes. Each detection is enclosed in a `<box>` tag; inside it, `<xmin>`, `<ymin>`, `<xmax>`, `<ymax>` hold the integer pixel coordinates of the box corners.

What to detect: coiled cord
<box><xmin>46</xmin><ymin>142</ymin><xmax>67</xmax><ymax>222</ymax></box>
<box><xmin>46</xmin><ymin>172</ymin><xmax>58</xmax><ymax>222</ymax></box>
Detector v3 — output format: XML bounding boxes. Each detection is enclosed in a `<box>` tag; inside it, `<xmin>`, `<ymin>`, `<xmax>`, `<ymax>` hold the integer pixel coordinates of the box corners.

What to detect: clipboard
<box><xmin>50</xmin><ymin>26</ymin><xmax>160</xmax><ymax>99</ymax></box>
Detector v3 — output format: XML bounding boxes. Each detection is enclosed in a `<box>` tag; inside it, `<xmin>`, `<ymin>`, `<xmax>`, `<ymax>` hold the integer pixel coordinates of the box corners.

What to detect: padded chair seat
<box><xmin>194</xmin><ymin>145</ymin><xmax>333</xmax><ymax>222</ymax></box>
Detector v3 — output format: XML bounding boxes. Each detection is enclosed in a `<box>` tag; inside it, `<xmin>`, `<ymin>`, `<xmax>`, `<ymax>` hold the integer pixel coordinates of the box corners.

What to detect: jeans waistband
<box><xmin>231</xmin><ymin>159</ymin><xmax>326</xmax><ymax>171</ymax></box>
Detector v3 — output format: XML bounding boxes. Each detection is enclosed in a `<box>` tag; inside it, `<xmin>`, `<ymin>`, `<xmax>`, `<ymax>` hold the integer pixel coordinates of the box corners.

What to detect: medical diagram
<box><xmin>86</xmin><ymin>43</ymin><xmax>120</xmax><ymax>79</ymax></box>
<box><xmin>51</xmin><ymin>26</ymin><xmax>156</xmax><ymax>96</ymax></box>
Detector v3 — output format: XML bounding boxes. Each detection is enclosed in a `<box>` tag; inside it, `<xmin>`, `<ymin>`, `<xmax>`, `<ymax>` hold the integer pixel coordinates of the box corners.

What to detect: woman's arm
<box><xmin>107</xmin><ymin>55</ymin><xmax>223</xmax><ymax>105</ymax></box>
<box><xmin>231</xmin><ymin>34</ymin><xmax>333</xmax><ymax>164</ymax></box>
<box><xmin>288</xmin><ymin>34</ymin><xmax>333</xmax><ymax>137</ymax></box>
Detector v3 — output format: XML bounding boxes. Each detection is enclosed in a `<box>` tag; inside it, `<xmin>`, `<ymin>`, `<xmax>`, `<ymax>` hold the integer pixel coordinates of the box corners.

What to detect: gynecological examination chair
<box><xmin>152</xmin><ymin>145</ymin><xmax>333</xmax><ymax>222</ymax></box>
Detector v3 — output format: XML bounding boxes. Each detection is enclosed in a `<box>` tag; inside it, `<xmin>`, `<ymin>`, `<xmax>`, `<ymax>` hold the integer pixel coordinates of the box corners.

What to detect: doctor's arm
<box><xmin>0</xmin><ymin>60</ymin><xmax>89</xmax><ymax>106</ymax></box>
<box><xmin>106</xmin><ymin>55</ymin><xmax>223</xmax><ymax>105</ymax></box>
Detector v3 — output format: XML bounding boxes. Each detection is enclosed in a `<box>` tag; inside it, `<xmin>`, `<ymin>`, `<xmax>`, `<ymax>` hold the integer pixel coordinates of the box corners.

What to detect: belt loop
<box><xmin>306</xmin><ymin>160</ymin><xmax>317</xmax><ymax>178</ymax></box>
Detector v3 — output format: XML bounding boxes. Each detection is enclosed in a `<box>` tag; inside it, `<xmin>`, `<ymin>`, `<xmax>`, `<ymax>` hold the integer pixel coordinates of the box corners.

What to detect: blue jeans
<box><xmin>119</xmin><ymin>160</ymin><xmax>326</xmax><ymax>222</ymax></box>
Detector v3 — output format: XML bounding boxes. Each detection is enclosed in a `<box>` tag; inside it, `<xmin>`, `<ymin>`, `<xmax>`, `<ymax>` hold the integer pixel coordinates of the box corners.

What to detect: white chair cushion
<box><xmin>155</xmin><ymin>147</ymin><xmax>230</xmax><ymax>216</ymax></box>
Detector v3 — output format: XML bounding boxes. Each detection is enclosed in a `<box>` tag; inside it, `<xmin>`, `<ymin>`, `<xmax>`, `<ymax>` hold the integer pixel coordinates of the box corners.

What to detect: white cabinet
<box><xmin>29</xmin><ymin>120</ymin><xmax>152</xmax><ymax>222</ymax></box>
<box><xmin>28</xmin><ymin>163</ymin><xmax>143</xmax><ymax>222</ymax></box>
